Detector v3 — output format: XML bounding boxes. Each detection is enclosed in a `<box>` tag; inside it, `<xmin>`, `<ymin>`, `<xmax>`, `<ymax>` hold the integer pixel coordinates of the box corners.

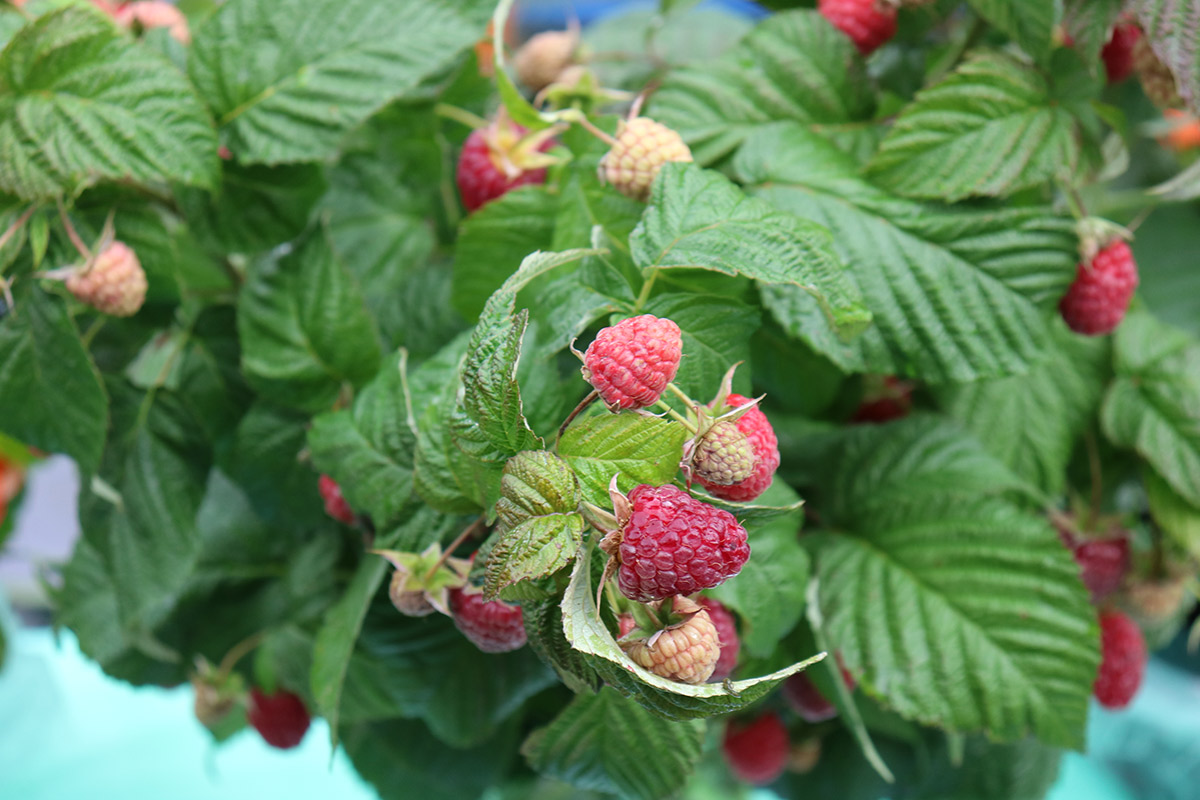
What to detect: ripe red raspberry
<box><xmin>722</xmin><ymin>712</ymin><xmax>790</xmax><ymax>785</ymax></box>
<box><xmin>598</xmin><ymin>117</ymin><xmax>693</xmax><ymax>202</ymax></box>
<box><xmin>782</xmin><ymin>662</ymin><xmax>857</xmax><ymax>723</ymax></box>
<box><xmin>615</xmin><ymin>484</ymin><xmax>750</xmax><ymax>602</ymax></box>
<box><xmin>698</xmin><ymin>596</ymin><xmax>740</xmax><ymax>681</ymax></box>
<box><xmin>696</xmin><ymin>395</ymin><xmax>779</xmax><ymax>503</ymax></box>
<box><xmin>1059</xmin><ymin>240</ymin><xmax>1138</xmax><ymax>336</ymax></box>
<box><xmin>581</xmin><ymin>314</ymin><xmax>682</xmax><ymax>411</ymax></box>
<box><xmin>1102</xmin><ymin>23</ymin><xmax>1142</xmax><ymax>84</ymax></box>
<box><xmin>1094</xmin><ymin>610</ymin><xmax>1146</xmax><ymax>709</ymax></box>
<box><xmin>620</xmin><ymin>596</ymin><xmax>721</xmax><ymax>684</ymax></box>
<box><xmin>247</xmin><ymin>688</ymin><xmax>311</xmax><ymax>749</ymax></box>
<box><xmin>818</xmin><ymin>0</ymin><xmax>897</xmax><ymax>56</ymax></box>
<box><xmin>1059</xmin><ymin>530</ymin><xmax>1130</xmax><ymax>604</ymax></box>
<box><xmin>318</xmin><ymin>474</ymin><xmax>354</xmax><ymax>525</ymax></box>
<box><xmin>850</xmin><ymin>376</ymin><xmax>912</xmax><ymax>424</ymax></box>
<box><xmin>456</xmin><ymin>119</ymin><xmax>555</xmax><ymax>212</ymax></box>
<box><xmin>450</xmin><ymin>587</ymin><xmax>527</xmax><ymax>653</ymax></box>
<box><xmin>65</xmin><ymin>240</ymin><xmax>148</xmax><ymax>317</ymax></box>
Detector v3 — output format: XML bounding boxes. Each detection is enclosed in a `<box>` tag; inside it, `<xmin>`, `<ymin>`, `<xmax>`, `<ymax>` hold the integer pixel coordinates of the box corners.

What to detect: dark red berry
<box><xmin>696</xmin><ymin>394</ymin><xmax>779</xmax><ymax>503</ymax></box>
<box><xmin>1102</xmin><ymin>23</ymin><xmax>1142</xmax><ymax>84</ymax></box>
<box><xmin>581</xmin><ymin>314</ymin><xmax>682</xmax><ymax>411</ymax></box>
<box><xmin>850</xmin><ymin>376</ymin><xmax>912</xmax><ymax>424</ymax></box>
<box><xmin>456</xmin><ymin>123</ymin><xmax>551</xmax><ymax>212</ymax></box>
<box><xmin>318</xmin><ymin>474</ymin><xmax>355</xmax><ymax>525</ymax></box>
<box><xmin>450</xmin><ymin>588</ymin><xmax>527</xmax><ymax>653</ymax></box>
<box><xmin>722</xmin><ymin>712</ymin><xmax>790</xmax><ymax>785</ymax></box>
<box><xmin>1060</xmin><ymin>530</ymin><xmax>1130</xmax><ymax>604</ymax></box>
<box><xmin>247</xmin><ymin>688</ymin><xmax>311</xmax><ymax>750</ymax></box>
<box><xmin>818</xmin><ymin>0</ymin><xmax>897</xmax><ymax>55</ymax></box>
<box><xmin>1059</xmin><ymin>240</ymin><xmax>1138</xmax><ymax>336</ymax></box>
<box><xmin>698</xmin><ymin>597</ymin><xmax>740</xmax><ymax>681</ymax></box>
<box><xmin>1094</xmin><ymin>610</ymin><xmax>1146</xmax><ymax>709</ymax></box>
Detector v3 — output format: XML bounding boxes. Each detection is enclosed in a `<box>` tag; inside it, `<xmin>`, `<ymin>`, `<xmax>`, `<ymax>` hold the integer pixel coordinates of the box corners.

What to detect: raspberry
<box><xmin>818</xmin><ymin>0</ymin><xmax>898</xmax><ymax>56</ymax></box>
<box><xmin>598</xmin><ymin>117</ymin><xmax>692</xmax><ymax>202</ymax></box>
<box><xmin>615</xmin><ymin>484</ymin><xmax>750</xmax><ymax>602</ymax></box>
<box><xmin>450</xmin><ymin>587</ymin><xmax>527</xmax><ymax>653</ymax></box>
<box><xmin>1102</xmin><ymin>23</ymin><xmax>1141</xmax><ymax>84</ymax></box>
<box><xmin>318</xmin><ymin>474</ymin><xmax>354</xmax><ymax>525</ymax></box>
<box><xmin>247</xmin><ymin>688</ymin><xmax>311</xmax><ymax>749</ymax></box>
<box><xmin>389</xmin><ymin>569</ymin><xmax>437</xmax><ymax>617</ymax></box>
<box><xmin>722</xmin><ymin>712</ymin><xmax>790</xmax><ymax>785</ymax></box>
<box><xmin>1133</xmin><ymin>34</ymin><xmax>1181</xmax><ymax>108</ymax></box>
<box><xmin>192</xmin><ymin>679</ymin><xmax>236</xmax><ymax>729</ymax></box>
<box><xmin>456</xmin><ymin>118</ymin><xmax>555</xmax><ymax>212</ymax></box>
<box><xmin>696</xmin><ymin>395</ymin><xmax>779</xmax><ymax>503</ymax></box>
<box><xmin>514</xmin><ymin>29</ymin><xmax>578</xmax><ymax>92</ymax></box>
<box><xmin>1124</xmin><ymin>572</ymin><xmax>1190</xmax><ymax>626</ymax></box>
<box><xmin>1059</xmin><ymin>529</ymin><xmax>1130</xmax><ymax>604</ymax></box>
<box><xmin>1059</xmin><ymin>240</ymin><xmax>1138</xmax><ymax>336</ymax></box>
<box><xmin>617</xmin><ymin>612</ymin><xmax>637</xmax><ymax>638</ymax></box>
<box><xmin>692</xmin><ymin>422</ymin><xmax>755</xmax><ymax>486</ymax></box>
<box><xmin>782</xmin><ymin>662</ymin><xmax>857</xmax><ymax>723</ymax></box>
<box><xmin>113</xmin><ymin>1</ymin><xmax>191</xmax><ymax>44</ymax></box>
<box><xmin>788</xmin><ymin>738</ymin><xmax>822</xmax><ymax>774</ymax></box>
<box><xmin>1093</xmin><ymin>610</ymin><xmax>1146</xmax><ymax>709</ymax></box>
<box><xmin>698</xmin><ymin>596</ymin><xmax>740</xmax><ymax>681</ymax></box>
<box><xmin>65</xmin><ymin>240</ymin><xmax>148</xmax><ymax>317</ymax></box>
<box><xmin>850</xmin><ymin>376</ymin><xmax>912</xmax><ymax>424</ymax></box>
<box><xmin>581</xmin><ymin>314</ymin><xmax>682</xmax><ymax>411</ymax></box>
<box><xmin>620</xmin><ymin>596</ymin><xmax>721</xmax><ymax>684</ymax></box>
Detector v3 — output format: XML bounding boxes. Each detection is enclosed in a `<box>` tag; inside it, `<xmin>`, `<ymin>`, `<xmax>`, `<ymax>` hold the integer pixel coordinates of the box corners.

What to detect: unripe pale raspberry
<box><xmin>191</xmin><ymin>679</ymin><xmax>236</xmax><ymax>729</ymax></box>
<box><xmin>514</xmin><ymin>30</ymin><xmax>578</xmax><ymax>92</ymax></box>
<box><xmin>599</xmin><ymin>117</ymin><xmax>692</xmax><ymax>202</ymax></box>
<box><xmin>1058</xmin><ymin>240</ymin><xmax>1138</xmax><ymax>336</ymax></box>
<box><xmin>114</xmin><ymin>1</ymin><xmax>191</xmax><ymax>44</ymax></box>
<box><xmin>818</xmin><ymin>0</ymin><xmax>897</xmax><ymax>56</ymax></box>
<box><xmin>1102</xmin><ymin>23</ymin><xmax>1141</xmax><ymax>84</ymax></box>
<box><xmin>616</xmin><ymin>484</ymin><xmax>750</xmax><ymax>602</ymax></box>
<box><xmin>620</xmin><ymin>596</ymin><xmax>721</xmax><ymax>684</ymax></box>
<box><xmin>65</xmin><ymin>241</ymin><xmax>147</xmax><ymax>317</ymax></box>
<box><xmin>1123</xmin><ymin>572</ymin><xmax>1190</xmax><ymax>627</ymax></box>
<box><xmin>696</xmin><ymin>394</ymin><xmax>779</xmax><ymax>503</ymax></box>
<box><xmin>581</xmin><ymin>314</ymin><xmax>682</xmax><ymax>410</ymax></box>
<box><xmin>318</xmin><ymin>474</ymin><xmax>355</xmax><ymax>525</ymax></box>
<box><xmin>247</xmin><ymin>688</ymin><xmax>311</xmax><ymax>749</ymax></box>
<box><xmin>1133</xmin><ymin>34</ymin><xmax>1181</xmax><ymax>108</ymax></box>
<box><xmin>722</xmin><ymin>712</ymin><xmax>790</xmax><ymax>785</ymax></box>
<box><xmin>693</xmin><ymin>422</ymin><xmax>755</xmax><ymax>486</ymax></box>
<box><xmin>450</xmin><ymin>587</ymin><xmax>527</xmax><ymax>653</ymax></box>
<box><xmin>389</xmin><ymin>570</ymin><xmax>437</xmax><ymax>617</ymax></box>
<box><xmin>788</xmin><ymin>738</ymin><xmax>822</xmax><ymax>774</ymax></box>
<box><xmin>697</xmin><ymin>596</ymin><xmax>740</xmax><ymax>681</ymax></box>
<box><xmin>1093</xmin><ymin>610</ymin><xmax>1146</xmax><ymax>709</ymax></box>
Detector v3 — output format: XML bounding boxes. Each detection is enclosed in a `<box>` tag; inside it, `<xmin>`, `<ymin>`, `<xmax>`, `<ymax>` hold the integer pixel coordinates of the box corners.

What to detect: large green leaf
<box><xmin>640</xmin><ymin>293</ymin><xmax>759</xmax><ymax>399</ymax></box>
<box><xmin>0</xmin><ymin>285</ymin><xmax>107</xmax><ymax>475</ymax></box>
<box><xmin>1130</xmin><ymin>0</ymin><xmax>1200</xmax><ymax>115</ymax></box>
<box><xmin>1145</xmin><ymin>468</ymin><xmax>1200</xmax><ymax>561</ymax></box>
<box><xmin>736</xmin><ymin>123</ymin><xmax>1076</xmax><ymax>382</ymax></box>
<box><xmin>0</xmin><ymin>6</ymin><xmax>217</xmax><ymax>200</ymax></box>
<box><xmin>238</xmin><ymin>233</ymin><xmax>381</xmax><ymax>413</ymax></box>
<box><xmin>558</xmin><ymin>413</ymin><xmax>688</xmax><ymax>506</ymax></box>
<box><xmin>866</xmin><ymin>52</ymin><xmax>1087</xmax><ymax>201</ymax></box>
<box><xmin>967</xmin><ymin>0</ymin><xmax>1061</xmax><ymax>61</ymax></box>
<box><xmin>1063</xmin><ymin>0</ymin><xmax>1125</xmax><ymax>68</ymax></box>
<box><xmin>815</xmin><ymin>495</ymin><xmax>1099</xmax><ymax>748</ymax></box>
<box><xmin>649</xmin><ymin>9</ymin><xmax>876</xmax><ymax>164</ymax></box>
<box><xmin>1101</xmin><ymin>312</ymin><xmax>1200</xmax><ymax>507</ymax></box>
<box><xmin>522</xmin><ymin>688</ymin><xmax>706</xmax><ymax>800</ymax></box>
<box><xmin>188</xmin><ymin>0</ymin><xmax>492</xmax><ymax>163</ymax></box>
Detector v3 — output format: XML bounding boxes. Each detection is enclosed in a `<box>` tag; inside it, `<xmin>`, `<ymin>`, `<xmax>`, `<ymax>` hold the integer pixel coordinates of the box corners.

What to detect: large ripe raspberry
<box><xmin>1094</xmin><ymin>610</ymin><xmax>1146</xmax><ymax>709</ymax></box>
<box><xmin>247</xmin><ymin>688</ymin><xmax>311</xmax><ymax>749</ymax></box>
<box><xmin>1102</xmin><ymin>23</ymin><xmax>1141</xmax><ymax>84</ymax></box>
<box><xmin>1059</xmin><ymin>530</ymin><xmax>1130</xmax><ymax>604</ymax></box>
<box><xmin>1059</xmin><ymin>240</ymin><xmax>1138</xmax><ymax>336</ymax></box>
<box><xmin>450</xmin><ymin>587</ymin><xmax>527</xmax><ymax>653</ymax></box>
<box><xmin>620</xmin><ymin>596</ymin><xmax>721</xmax><ymax>684</ymax></box>
<box><xmin>65</xmin><ymin>240</ymin><xmax>147</xmax><ymax>317</ymax></box>
<box><xmin>581</xmin><ymin>314</ymin><xmax>682</xmax><ymax>411</ymax></box>
<box><xmin>696</xmin><ymin>395</ymin><xmax>779</xmax><ymax>503</ymax></box>
<box><xmin>692</xmin><ymin>422</ymin><xmax>755</xmax><ymax>486</ymax></box>
<box><xmin>722</xmin><ymin>712</ymin><xmax>790</xmax><ymax>785</ymax></box>
<box><xmin>698</xmin><ymin>596</ymin><xmax>740</xmax><ymax>681</ymax></box>
<box><xmin>615</xmin><ymin>484</ymin><xmax>750</xmax><ymax>602</ymax></box>
<box><xmin>818</xmin><ymin>0</ymin><xmax>897</xmax><ymax>56</ymax></box>
<box><xmin>318</xmin><ymin>474</ymin><xmax>355</xmax><ymax>525</ymax></box>
<box><xmin>456</xmin><ymin>120</ymin><xmax>554</xmax><ymax>212</ymax></box>
<box><xmin>598</xmin><ymin>117</ymin><xmax>692</xmax><ymax>202</ymax></box>
<box><xmin>514</xmin><ymin>29</ymin><xmax>578</xmax><ymax>92</ymax></box>
<box><xmin>782</xmin><ymin>661</ymin><xmax>857</xmax><ymax>723</ymax></box>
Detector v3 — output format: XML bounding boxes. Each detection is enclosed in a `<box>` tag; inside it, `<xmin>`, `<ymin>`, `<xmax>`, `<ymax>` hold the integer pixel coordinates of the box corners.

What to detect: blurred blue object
<box><xmin>517</xmin><ymin>0</ymin><xmax>769</xmax><ymax>32</ymax></box>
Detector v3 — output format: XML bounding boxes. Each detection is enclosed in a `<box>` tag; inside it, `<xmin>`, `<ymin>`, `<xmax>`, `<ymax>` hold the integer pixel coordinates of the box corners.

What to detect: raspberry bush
<box><xmin>1</xmin><ymin>1</ymin><xmax>1199</xmax><ymax>798</ymax></box>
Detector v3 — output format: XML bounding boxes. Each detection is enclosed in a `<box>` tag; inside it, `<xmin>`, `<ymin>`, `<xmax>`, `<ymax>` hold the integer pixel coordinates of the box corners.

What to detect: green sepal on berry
<box><xmin>373</xmin><ymin>543</ymin><xmax>471</xmax><ymax>617</ymax></box>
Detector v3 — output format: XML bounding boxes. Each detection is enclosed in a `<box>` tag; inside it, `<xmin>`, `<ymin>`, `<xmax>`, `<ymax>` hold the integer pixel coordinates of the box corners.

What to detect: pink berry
<box><xmin>581</xmin><ymin>315</ymin><xmax>682</xmax><ymax>411</ymax></box>
<box><xmin>65</xmin><ymin>240</ymin><xmax>148</xmax><ymax>317</ymax></box>
<box><xmin>1060</xmin><ymin>530</ymin><xmax>1130</xmax><ymax>604</ymax></box>
<box><xmin>450</xmin><ymin>588</ymin><xmax>527</xmax><ymax>653</ymax></box>
<box><xmin>782</xmin><ymin>661</ymin><xmax>857</xmax><ymax>723</ymax></box>
<box><xmin>696</xmin><ymin>394</ymin><xmax>779</xmax><ymax>503</ymax></box>
<box><xmin>722</xmin><ymin>712</ymin><xmax>790</xmax><ymax>785</ymax></box>
<box><xmin>247</xmin><ymin>688</ymin><xmax>310</xmax><ymax>750</ymax></box>
<box><xmin>1102</xmin><ymin>23</ymin><xmax>1142</xmax><ymax>84</ymax></box>
<box><xmin>318</xmin><ymin>474</ymin><xmax>355</xmax><ymax>525</ymax></box>
<box><xmin>455</xmin><ymin>121</ymin><xmax>552</xmax><ymax>212</ymax></box>
<box><xmin>698</xmin><ymin>597</ymin><xmax>740</xmax><ymax>681</ymax></box>
<box><xmin>1093</xmin><ymin>610</ymin><xmax>1146</xmax><ymax>709</ymax></box>
<box><xmin>1059</xmin><ymin>241</ymin><xmax>1138</xmax><ymax>336</ymax></box>
<box><xmin>818</xmin><ymin>0</ymin><xmax>897</xmax><ymax>55</ymax></box>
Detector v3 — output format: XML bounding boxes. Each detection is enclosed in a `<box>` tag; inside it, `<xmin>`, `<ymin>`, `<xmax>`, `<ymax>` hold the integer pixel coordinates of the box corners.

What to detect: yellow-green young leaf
<box><xmin>1101</xmin><ymin>312</ymin><xmax>1200</xmax><ymax>507</ymax></box>
<box><xmin>1131</xmin><ymin>0</ymin><xmax>1200</xmax><ymax>115</ymax></box>
<box><xmin>1145</xmin><ymin>468</ymin><xmax>1200</xmax><ymax>561</ymax></box>
<box><xmin>866</xmin><ymin>52</ymin><xmax>1086</xmax><ymax>201</ymax></box>
<box><xmin>0</xmin><ymin>6</ymin><xmax>217</xmax><ymax>200</ymax></box>
<box><xmin>522</xmin><ymin>688</ymin><xmax>706</xmax><ymax>800</ymax></box>
<box><xmin>494</xmin><ymin>450</ymin><xmax>581</xmax><ymax>531</ymax></box>
<box><xmin>558</xmin><ymin>413</ymin><xmax>689</xmax><ymax>506</ymax></box>
<box><xmin>484</xmin><ymin>513</ymin><xmax>584</xmax><ymax>600</ymax></box>
<box><xmin>188</xmin><ymin>0</ymin><xmax>492</xmax><ymax>164</ymax></box>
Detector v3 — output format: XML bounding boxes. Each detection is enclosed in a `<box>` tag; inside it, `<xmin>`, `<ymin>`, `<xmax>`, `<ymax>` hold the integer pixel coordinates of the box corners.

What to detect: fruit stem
<box><xmin>1084</xmin><ymin>429</ymin><xmax>1104</xmax><ymax>528</ymax></box>
<box><xmin>1058</xmin><ymin>180</ymin><xmax>1088</xmax><ymax>222</ymax></box>
<box><xmin>653</xmin><ymin>400</ymin><xmax>696</xmax><ymax>432</ymax></box>
<box><xmin>434</xmin><ymin>103</ymin><xmax>491</xmax><ymax>132</ymax></box>
<box><xmin>217</xmin><ymin>631</ymin><xmax>266</xmax><ymax>680</ymax></box>
<box><xmin>633</xmin><ymin>268</ymin><xmax>659</xmax><ymax>310</ymax></box>
<box><xmin>56</xmin><ymin>199</ymin><xmax>91</xmax><ymax>262</ymax></box>
<box><xmin>0</xmin><ymin>205</ymin><xmax>36</xmax><ymax>254</ymax></box>
<box><xmin>664</xmin><ymin>382</ymin><xmax>697</xmax><ymax>410</ymax></box>
<box><xmin>426</xmin><ymin>515</ymin><xmax>486</xmax><ymax>581</ymax></box>
<box><xmin>569</xmin><ymin>112</ymin><xmax>619</xmax><ymax>147</ymax></box>
<box><xmin>556</xmin><ymin>389</ymin><xmax>600</xmax><ymax>448</ymax></box>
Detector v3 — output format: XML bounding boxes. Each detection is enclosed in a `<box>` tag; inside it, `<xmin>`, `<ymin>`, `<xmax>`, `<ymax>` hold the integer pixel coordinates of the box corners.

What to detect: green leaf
<box><xmin>188</xmin><ymin>0</ymin><xmax>492</xmax><ymax>163</ymax></box>
<box><xmin>815</xmin><ymin>496</ymin><xmax>1099</xmax><ymax>748</ymax></box>
<box><xmin>495</xmin><ymin>450</ymin><xmax>581</xmax><ymax>530</ymax></box>
<box><xmin>484</xmin><ymin>513</ymin><xmax>584</xmax><ymax>600</ymax></box>
<box><xmin>1064</xmin><ymin>0</ymin><xmax>1125</xmax><ymax>68</ymax></box>
<box><xmin>522</xmin><ymin>688</ymin><xmax>707</xmax><ymax>800</ymax></box>
<box><xmin>462</xmin><ymin>307</ymin><xmax>542</xmax><ymax>456</ymax></box>
<box><xmin>561</xmin><ymin>546</ymin><xmax>826</xmax><ymax>720</ymax></box>
<box><xmin>967</xmin><ymin>0</ymin><xmax>1061</xmax><ymax>61</ymax></box>
<box><xmin>0</xmin><ymin>285</ymin><xmax>106</xmax><ymax>475</ymax></box>
<box><xmin>308</xmin><ymin>352</ymin><xmax>416</xmax><ymax>527</ymax></box>
<box><xmin>936</xmin><ymin>325</ymin><xmax>1109</xmax><ymax>496</ymax></box>
<box><xmin>522</xmin><ymin>596</ymin><xmax>600</xmax><ymax>694</ymax></box>
<box><xmin>1129</xmin><ymin>1</ymin><xmax>1200</xmax><ymax>114</ymax></box>
<box><xmin>866</xmin><ymin>52</ymin><xmax>1086</xmax><ymax>201</ymax></box>
<box><xmin>912</xmin><ymin>735</ymin><xmax>1063</xmax><ymax>800</ymax></box>
<box><xmin>1101</xmin><ymin>312</ymin><xmax>1200</xmax><ymax>507</ymax></box>
<box><xmin>632</xmin><ymin>163</ymin><xmax>870</xmax><ymax>339</ymax></box>
<box><xmin>649</xmin><ymin>10</ymin><xmax>876</xmax><ymax>164</ymax></box>
<box><xmin>0</xmin><ymin>6</ymin><xmax>217</xmax><ymax>200</ymax></box>
<box><xmin>640</xmin><ymin>293</ymin><xmax>759</xmax><ymax>399</ymax></box>
<box><xmin>736</xmin><ymin>123</ymin><xmax>1076</xmax><ymax>382</ymax></box>
<box><xmin>238</xmin><ymin>233</ymin><xmax>382</xmax><ymax>412</ymax></box>
<box><xmin>1145</xmin><ymin>468</ymin><xmax>1200</xmax><ymax>561</ymax></box>
<box><xmin>558</xmin><ymin>413</ymin><xmax>688</xmax><ymax>506</ymax></box>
